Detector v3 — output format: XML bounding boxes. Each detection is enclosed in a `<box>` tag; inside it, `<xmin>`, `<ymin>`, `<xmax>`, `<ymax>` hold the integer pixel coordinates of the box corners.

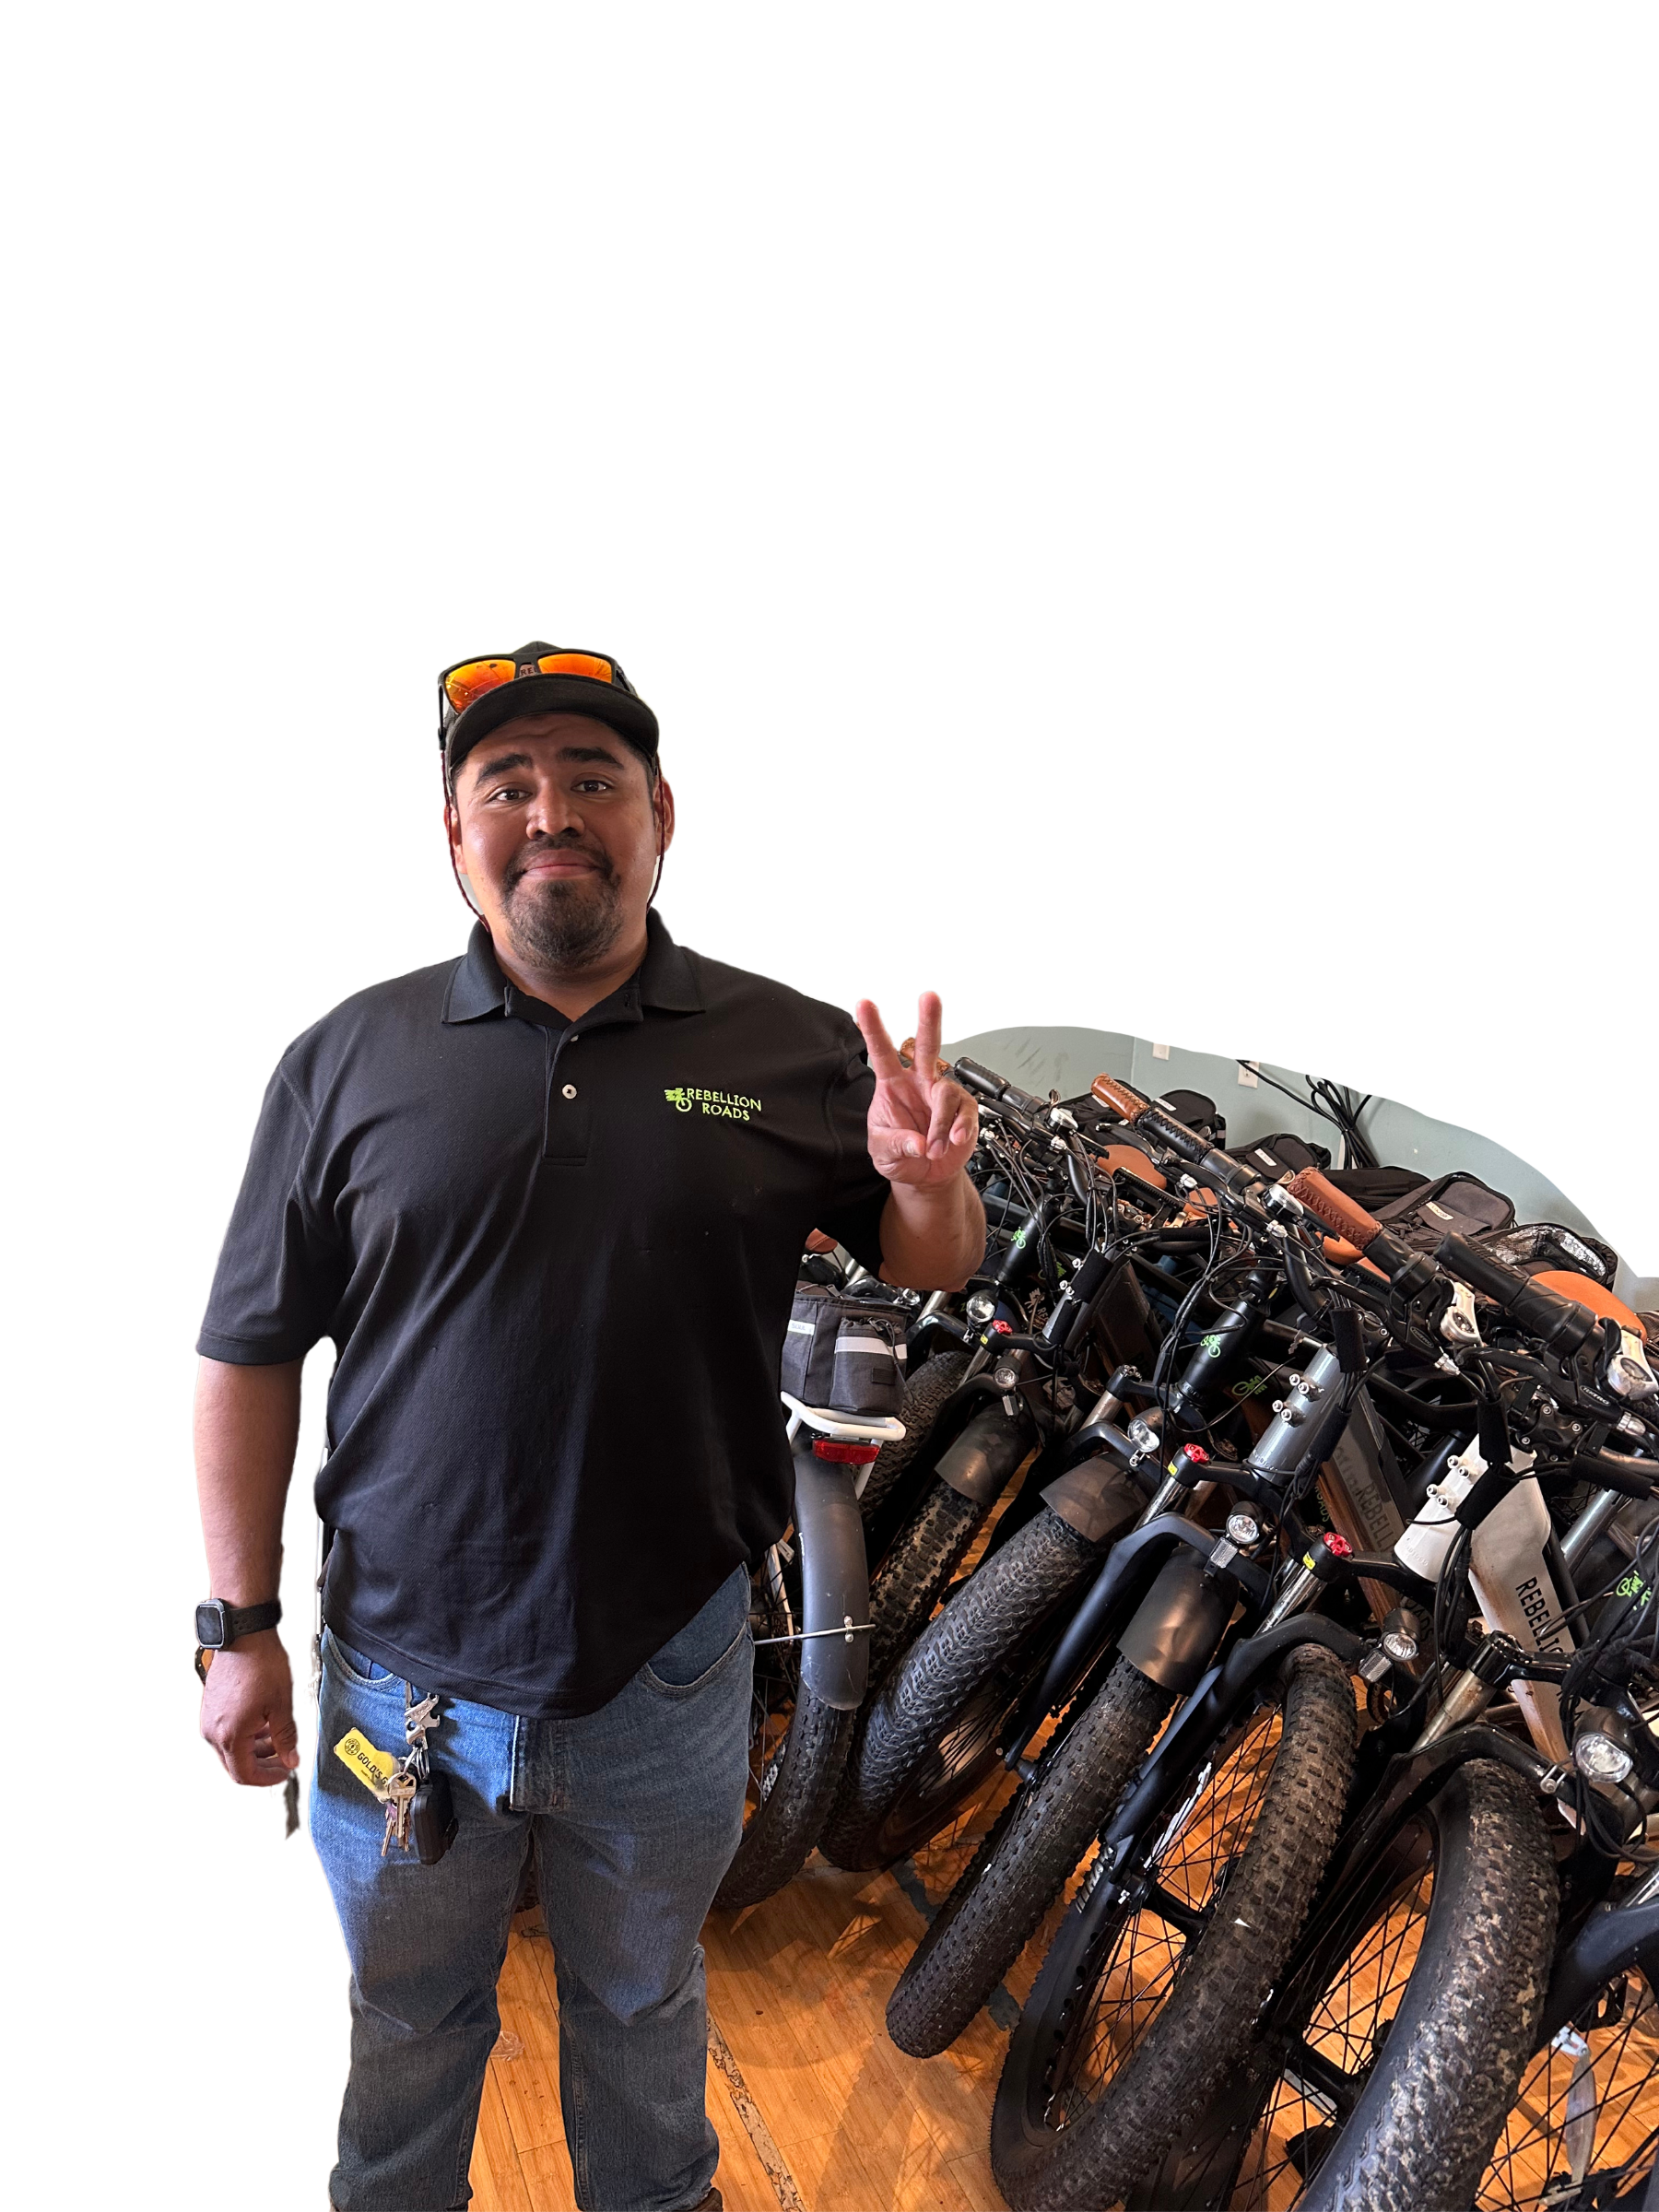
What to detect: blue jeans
<box><xmin>312</xmin><ymin>1564</ymin><xmax>753</xmax><ymax>2212</ymax></box>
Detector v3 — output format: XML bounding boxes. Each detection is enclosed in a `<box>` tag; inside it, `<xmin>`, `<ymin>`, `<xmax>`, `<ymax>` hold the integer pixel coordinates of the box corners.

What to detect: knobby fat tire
<box><xmin>712</xmin><ymin>1679</ymin><xmax>854</xmax><ymax>1912</ymax></box>
<box><xmin>857</xmin><ymin>1349</ymin><xmax>972</xmax><ymax>1524</ymax></box>
<box><xmin>820</xmin><ymin>1503</ymin><xmax>1100</xmax><ymax>1872</ymax></box>
<box><xmin>990</xmin><ymin>1643</ymin><xmax>1359</xmax><ymax>2212</ymax></box>
<box><xmin>886</xmin><ymin>1654</ymin><xmax>1175</xmax><ymax>2059</ymax></box>
<box><xmin>862</xmin><ymin>1477</ymin><xmax>993</xmax><ymax>1699</ymax></box>
<box><xmin>1251</xmin><ymin>1759</ymin><xmax>1558</xmax><ymax>2212</ymax></box>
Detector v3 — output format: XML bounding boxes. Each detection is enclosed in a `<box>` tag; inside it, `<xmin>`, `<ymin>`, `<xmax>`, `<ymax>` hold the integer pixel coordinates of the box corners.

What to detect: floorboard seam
<box><xmin>706</xmin><ymin>2014</ymin><xmax>808</xmax><ymax>2212</ymax></box>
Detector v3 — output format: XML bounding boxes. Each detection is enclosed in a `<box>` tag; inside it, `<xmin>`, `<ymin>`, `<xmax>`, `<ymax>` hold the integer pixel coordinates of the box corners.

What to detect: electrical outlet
<box><xmin>1238</xmin><ymin>1061</ymin><xmax>1260</xmax><ymax>1088</ymax></box>
<box><xmin>1152</xmin><ymin>1042</ymin><xmax>1171</xmax><ymax>1061</ymax></box>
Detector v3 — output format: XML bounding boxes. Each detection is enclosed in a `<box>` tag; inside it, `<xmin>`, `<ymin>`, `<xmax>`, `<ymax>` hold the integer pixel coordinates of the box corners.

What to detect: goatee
<box><xmin>504</xmin><ymin>868</ymin><xmax>624</xmax><ymax>972</ymax></box>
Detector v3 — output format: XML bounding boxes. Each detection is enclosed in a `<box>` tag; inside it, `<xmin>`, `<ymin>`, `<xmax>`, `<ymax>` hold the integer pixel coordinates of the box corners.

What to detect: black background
<box><xmin>152</xmin><ymin>593</ymin><xmax>1654</xmax><ymax>2194</ymax></box>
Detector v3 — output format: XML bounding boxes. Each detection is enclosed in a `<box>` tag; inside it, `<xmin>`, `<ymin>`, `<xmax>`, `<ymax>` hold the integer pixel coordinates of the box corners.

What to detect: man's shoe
<box><xmin>688</xmin><ymin>2192</ymin><xmax>723</xmax><ymax>2212</ymax></box>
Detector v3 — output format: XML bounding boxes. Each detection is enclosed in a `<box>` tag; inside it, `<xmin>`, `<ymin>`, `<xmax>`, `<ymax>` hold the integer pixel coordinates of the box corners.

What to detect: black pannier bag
<box><xmin>1368</xmin><ymin>1170</ymin><xmax>1515</xmax><ymax>1255</ymax></box>
<box><xmin>1476</xmin><ymin>1219</ymin><xmax>1621</xmax><ymax>1288</ymax></box>
<box><xmin>1227</xmin><ymin>1131</ymin><xmax>1333</xmax><ymax>1180</ymax></box>
<box><xmin>780</xmin><ymin>1284</ymin><xmax>908</xmax><ymax>1417</ymax></box>
<box><xmin>1323</xmin><ymin>1166</ymin><xmax>1434</xmax><ymax>1208</ymax></box>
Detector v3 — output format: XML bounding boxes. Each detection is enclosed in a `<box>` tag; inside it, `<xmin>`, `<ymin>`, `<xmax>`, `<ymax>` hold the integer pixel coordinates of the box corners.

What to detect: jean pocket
<box><xmin>641</xmin><ymin>1566</ymin><xmax>753</xmax><ymax>1697</ymax></box>
<box><xmin>323</xmin><ymin>1627</ymin><xmax>401</xmax><ymax>1693</ymax></box>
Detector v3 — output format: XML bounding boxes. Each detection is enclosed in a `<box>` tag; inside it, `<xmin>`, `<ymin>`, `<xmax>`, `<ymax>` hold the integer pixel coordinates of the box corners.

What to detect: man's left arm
<box><xmin>857</xmin><ymin>992</ymin><xmax>985</xmax><ymax>1291</ymax></box>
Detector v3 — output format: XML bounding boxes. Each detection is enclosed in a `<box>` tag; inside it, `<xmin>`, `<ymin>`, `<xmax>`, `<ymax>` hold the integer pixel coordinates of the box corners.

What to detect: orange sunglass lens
<box><xmin>444</xmin><ymin>659</ymin><xmax>518</xmax><ymax>713</ymax></box>
<box><xmin>536</xmin><ymin>652</ymin><xmax>613</xmax><ymax>683</ymax></box>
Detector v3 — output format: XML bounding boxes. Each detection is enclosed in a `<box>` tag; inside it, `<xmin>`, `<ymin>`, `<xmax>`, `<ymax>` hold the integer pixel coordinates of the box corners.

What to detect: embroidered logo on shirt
<box><xmin>665</xmin><ymin>1086</ymin><xmax>762</xmax><ymax>1123</ymax></box>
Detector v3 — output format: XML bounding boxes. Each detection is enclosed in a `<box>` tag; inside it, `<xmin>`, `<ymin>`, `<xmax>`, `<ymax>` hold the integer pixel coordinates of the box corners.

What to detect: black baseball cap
<box><xmin>440</xmin><ymin>642</ymin><xmax>660</xmax><ymax>781</ymax></box>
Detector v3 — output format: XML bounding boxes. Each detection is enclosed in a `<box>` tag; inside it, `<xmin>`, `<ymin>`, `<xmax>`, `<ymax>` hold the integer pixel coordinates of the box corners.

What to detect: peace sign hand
<box><xmin>855</xmin><ymin>993</ymin><xmax>979</xmax><ymax>1190</ymax></box>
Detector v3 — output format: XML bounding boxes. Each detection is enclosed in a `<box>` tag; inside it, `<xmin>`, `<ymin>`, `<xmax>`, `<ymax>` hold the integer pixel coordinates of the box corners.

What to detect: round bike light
<box><xmin>992</xmin><ymin>1359</ymin><xmax>1020</xmax><ymax>1393</ymax></box>
<box><xmin>1382</xmin><ymin>1629</ymin><xmax>1419</xmax><ymax>1664</ymax></box>
<box><xmin>1225</xmin><ymin>1512</ymin><xmax>1262</xmax><ymax>1547</ymax></box>
<box><xmin>1574</xmin><ymin>1733</ymin><xmax>1634</xmax><ymax>1785</ymax></box>
<box><xmin>965</xmin><ymin>1293</ymin><xmax>995</xmax><ymax>1323</ymax></box>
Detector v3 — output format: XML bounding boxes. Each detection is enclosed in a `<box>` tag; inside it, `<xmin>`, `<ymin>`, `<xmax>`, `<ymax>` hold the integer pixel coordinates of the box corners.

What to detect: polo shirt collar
<box><xmin>441</xmin><ymin>910</ymin><xmax>703</xmax><ymax>1026</ymax></box>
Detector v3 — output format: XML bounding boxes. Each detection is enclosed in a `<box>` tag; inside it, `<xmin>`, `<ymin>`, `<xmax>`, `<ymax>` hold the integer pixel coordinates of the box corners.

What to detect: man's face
<box><xmin>447</xmin><ymin>712</ymin><xmax>675</xmax><ymax>974</ymax></box>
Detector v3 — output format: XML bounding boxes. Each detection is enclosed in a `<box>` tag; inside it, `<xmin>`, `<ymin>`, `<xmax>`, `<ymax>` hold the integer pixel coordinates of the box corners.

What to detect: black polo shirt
<box><xmin>198</xmin><ymin>912</ymin><xmax>889</xmax><ymax>1717</ymax></box>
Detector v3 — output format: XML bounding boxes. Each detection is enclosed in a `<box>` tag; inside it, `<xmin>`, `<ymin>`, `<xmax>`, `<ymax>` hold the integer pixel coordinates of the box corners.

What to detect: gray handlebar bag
<box><xmin>781</xmin><ymin>1285</ymin><xmax>908</xmax><ymax>1417</ymax></box>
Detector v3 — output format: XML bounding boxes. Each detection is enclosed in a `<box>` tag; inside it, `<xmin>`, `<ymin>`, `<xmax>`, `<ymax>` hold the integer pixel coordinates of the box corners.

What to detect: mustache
<box><xmin>504</xmin><ymin>832</ymin><xmax>618</xmax><ymax>892</ymax></box>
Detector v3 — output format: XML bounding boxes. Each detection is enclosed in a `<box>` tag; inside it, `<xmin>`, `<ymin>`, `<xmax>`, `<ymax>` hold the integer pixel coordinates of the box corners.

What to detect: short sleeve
<box><xmin>817</xmin><ymin>1033</ymin><xmax>888</xmax><ymax>1273</ymax></box>
<box><xmin>196</xmin><ymin>1062</ymin><xmax>344</xmax><ymax>1364</ymax></box>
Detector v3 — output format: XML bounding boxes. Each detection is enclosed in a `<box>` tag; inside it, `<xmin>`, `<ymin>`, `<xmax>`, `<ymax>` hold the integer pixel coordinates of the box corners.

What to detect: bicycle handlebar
<box><xmin>1284</xmin><ymin>1167</ymin><xmax>1430</xmax><ymax>1293</ymax></box>
<box><xmin>953</xmin><ymin>1055</ymin><xmax>1049</xmax><ymax>1119</ymax></box>
<box><xmin>1434</xmin><ymin>1233</ymin><xmax>1599</xmax><ymax>1358</ymax></box>
<box><xmin>1283</xmin><ymin>1167</ymin><xmax>1381</xmax><ymax>1248</ymax></box>
<box><xmin>1089</xmin><ymin>1073</ymin><xmax>1265</xmax><ymax>1201</ymax></box>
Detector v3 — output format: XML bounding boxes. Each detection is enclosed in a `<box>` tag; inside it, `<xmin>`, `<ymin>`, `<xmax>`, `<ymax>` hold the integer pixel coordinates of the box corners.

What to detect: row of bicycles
<box><xmin>719</xmin><ymin>1049</ymin><xmax>1659</xmax><ymax>2211</ymax></box>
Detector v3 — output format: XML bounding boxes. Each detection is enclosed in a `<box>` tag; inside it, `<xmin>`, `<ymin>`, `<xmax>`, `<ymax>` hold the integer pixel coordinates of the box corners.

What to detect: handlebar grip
<box><xmin>954</xmin><ymin>1056</ymin><xmax>1046</xmax><ymax>1116</ymax></box>
<box><xmin>1135</xmin><ymin>1104</ymin><xmax>1209</xmax><ymax>1167</ymax></box>
<box><xmin>1286</xmin><ymin>1168</ymin><xmax>1383</xmax><ymax>1249</ymax></box>
<box><xmin>1090</xmin><ymin>1074</ymin><xmax>1150</xmax><ymax>1122</ymax></box>
<box><xmin>1435</xmin><ymin>1234</ymin><xmax>1599</xmax><ymax>1356</ymax></box>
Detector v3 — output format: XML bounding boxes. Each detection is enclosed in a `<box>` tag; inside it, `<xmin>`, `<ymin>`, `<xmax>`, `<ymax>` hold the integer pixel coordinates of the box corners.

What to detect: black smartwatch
<box><xmin>194</xmin><ymin>1597</ymin><xmax>282</xmax><ymax>1682</ymax></box>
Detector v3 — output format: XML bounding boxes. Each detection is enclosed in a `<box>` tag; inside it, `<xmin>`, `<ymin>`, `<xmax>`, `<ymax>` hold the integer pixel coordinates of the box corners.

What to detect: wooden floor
<box><xmin>467</xmin><ymin>1775</ymin><xmax>1030</xmax><ymax>2212</ymax></box>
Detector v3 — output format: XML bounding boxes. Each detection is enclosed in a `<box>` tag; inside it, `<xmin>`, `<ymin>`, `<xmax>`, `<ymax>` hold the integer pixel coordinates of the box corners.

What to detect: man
<box><xmin>194</xmin><ymin>642</ymin><xmax>983</xmax><ymax>2212</ymax></box>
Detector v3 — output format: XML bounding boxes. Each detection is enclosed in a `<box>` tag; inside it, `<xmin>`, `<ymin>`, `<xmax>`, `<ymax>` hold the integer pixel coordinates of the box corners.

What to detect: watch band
<box><xmin>195</xmin><ymin>1597</ymin><xmax>283</xmax><ymax>1650</ymax></box>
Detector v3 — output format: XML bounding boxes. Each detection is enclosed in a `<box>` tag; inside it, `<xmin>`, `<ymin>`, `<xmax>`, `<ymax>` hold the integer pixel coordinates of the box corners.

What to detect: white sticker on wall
<box><xmin>1238</xmin><ymin>1061</ymin><xmax>1260</xmax><ymax>1088</ymax></box>
<box><xmin>1152</xmin><ymin>1042</ymin><xmax>1171</xmax><ymax>1061</ymax></box>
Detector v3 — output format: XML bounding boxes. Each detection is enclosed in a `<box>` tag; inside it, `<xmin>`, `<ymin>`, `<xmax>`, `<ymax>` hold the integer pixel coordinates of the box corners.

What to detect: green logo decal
<box><xmin>1617</xmin><ymin>1570</ymin><xmax>1651</xmax><ymax>1602</ymax></box>
<box><xmin>665</xmin><ymin>1085</ymin><xmax>762</xmax><ymax>1124</ymax></box>
<box><xmin>1202</xmin><ymin>1333</ymin><xmax>1224</xmax><ymax>1358</ymax></box>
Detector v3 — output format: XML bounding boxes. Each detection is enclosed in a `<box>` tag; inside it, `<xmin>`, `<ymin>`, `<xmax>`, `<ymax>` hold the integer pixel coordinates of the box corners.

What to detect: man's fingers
<box><xmin>924</xmin><ymin>1080</ymin><xmax>975</xmax><ymax>1159</ymax></box>
<box><xmin>912</xmin><ymin>992</ymin><xmax>943</xmax><ymax>1077</ymax></box>
<box><xmin>855</xmin><ymin>999</ymin><xmax>906</xmax><ymax>1081</ymax></box>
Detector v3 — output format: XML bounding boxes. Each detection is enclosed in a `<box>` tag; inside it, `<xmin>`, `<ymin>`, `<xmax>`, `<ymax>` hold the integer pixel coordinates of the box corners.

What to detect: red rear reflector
<box><xmin>813</xmin><ymin>1439</ymin><xmax>882</xmax><ymax>1464</ymax></box>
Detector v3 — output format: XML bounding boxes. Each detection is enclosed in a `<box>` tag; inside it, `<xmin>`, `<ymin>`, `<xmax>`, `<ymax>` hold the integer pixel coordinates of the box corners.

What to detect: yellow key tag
<box><xmin>334</xmin><ymin>1728</ymin><xmax>401</xmax><ymax>1798</ymax></box>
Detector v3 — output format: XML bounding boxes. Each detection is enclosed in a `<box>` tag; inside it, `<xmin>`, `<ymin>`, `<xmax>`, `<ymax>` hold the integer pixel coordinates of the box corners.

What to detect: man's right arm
<box><xmin>195</xmin><ymin>1355</ymin><xmax>304</xmax><ymax>1787</ymax></box>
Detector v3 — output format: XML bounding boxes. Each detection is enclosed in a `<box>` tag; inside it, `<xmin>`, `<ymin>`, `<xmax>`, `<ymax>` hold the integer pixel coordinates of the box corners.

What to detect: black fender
<box><xmin>934</xmin><ymin>1401</ymin><xmax>1034</xmax><ymax>1507</ymax></box>
<box><xmin>1041</xmin><ymin>1450</ymin><xmax>1146</xmax><ymax>1547</ymax></box>
<box><xmin>1097</xmin><ymin>1616</ymin><xmax>1371</xmax><ymax>1868</ymax></box>
<box><xmin>1008</xmin><ymin>1513</ymin><xmax>1272</xmax><ymax>1759</ymax></box>
<box><xmin>791</xmin><ymin>1448</ymin><xmax>871</xmax><ymax>1711</ymax></box>
<box><xmin>1544</xmin><ymin>1892</ymin><xmax>1659</xmax><ymax>2038</ymax></box>
<box><xmin>1117</xmin><ymin>1550</ymin><xmax>1235</xmax><ymax>1695</ymax></box>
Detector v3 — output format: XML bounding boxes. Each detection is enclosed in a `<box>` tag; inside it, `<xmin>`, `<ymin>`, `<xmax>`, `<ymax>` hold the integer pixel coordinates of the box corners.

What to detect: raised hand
<box><xmin>855</xmin><ymin>993</ymin><xmax>979</xmax><ymax>1191</ymax></box>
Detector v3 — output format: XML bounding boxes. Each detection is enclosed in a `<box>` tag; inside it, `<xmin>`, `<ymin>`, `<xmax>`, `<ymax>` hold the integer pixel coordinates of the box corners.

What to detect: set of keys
<box><xmin>381</xmin><ymin>1691</ymin><xmax>449</xmax><ymax>1860</ymax></box>
<box><xmin>382</xmin><ymin>1699</ymin><xmax>442</xmax><ymax>1858</ymax></box>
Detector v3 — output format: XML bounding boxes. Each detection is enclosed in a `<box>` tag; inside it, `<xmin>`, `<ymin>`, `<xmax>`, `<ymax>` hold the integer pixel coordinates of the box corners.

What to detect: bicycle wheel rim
<box><xmin>1226</xmin><ymin>1815</ymin><xmax>1440</xmax><ymax>2207</ymax></box>
<box><xmin>1478</xmin><ymin>1962</ymin><xmax>1659</xmax><ymax>2211</ymax></box>
<box><xmin>1038</xmin><ymin>1691</ymin><xmax>1289</xmax><ymax>2136</ymax></box>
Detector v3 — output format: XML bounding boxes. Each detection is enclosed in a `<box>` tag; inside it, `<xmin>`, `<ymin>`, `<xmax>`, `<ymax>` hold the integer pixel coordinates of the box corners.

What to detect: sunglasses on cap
<box><xmin>440</xmin><ymin>649</ymin><xmax>641</xmax><ymax>715</ymax></box>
